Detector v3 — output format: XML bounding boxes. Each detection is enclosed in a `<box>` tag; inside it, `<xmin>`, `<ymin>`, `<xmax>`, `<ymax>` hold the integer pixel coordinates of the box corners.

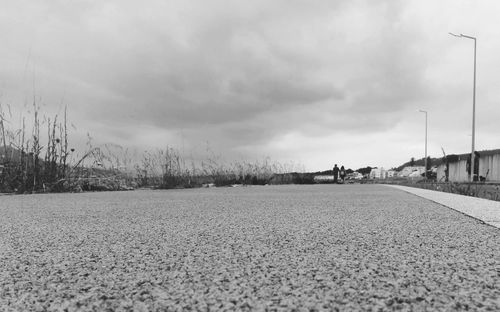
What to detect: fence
<box><xmin>437</xmin><ymin>152</ymin><xmax>500</xmax><ymax>182</ymax></box>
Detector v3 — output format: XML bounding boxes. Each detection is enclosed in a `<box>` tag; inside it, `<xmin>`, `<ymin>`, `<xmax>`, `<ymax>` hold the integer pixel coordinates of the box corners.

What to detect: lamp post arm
<box><xmin>460</xmin><ymin>34</ymin><xmax>476</xmax><ymax>40</ymax></box>
<box><xmin>449</xmin><ymin>32</ymin><xmax>477</xmax><ymax>182</ymax></box>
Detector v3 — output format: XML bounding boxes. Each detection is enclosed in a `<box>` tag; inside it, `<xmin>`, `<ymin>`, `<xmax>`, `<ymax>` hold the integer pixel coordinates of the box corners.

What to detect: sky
<box><xmin>1</xmin><ymin>0</ymin><xmax>500</xmax><ymax>172</ymax></box>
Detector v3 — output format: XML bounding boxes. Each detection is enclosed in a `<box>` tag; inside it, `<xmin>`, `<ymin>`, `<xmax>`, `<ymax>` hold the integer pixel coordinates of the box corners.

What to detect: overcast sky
<box><xmin>1</xmin><ymin>0</ymin><xmax>500</xmax><ymax>171</ymax></box>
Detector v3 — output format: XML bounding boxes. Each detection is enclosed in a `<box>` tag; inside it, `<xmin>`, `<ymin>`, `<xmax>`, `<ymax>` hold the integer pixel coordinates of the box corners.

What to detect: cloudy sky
<box><xmin>1</xmin><ymin>0</ymin><xmax>500</xmax><ymax>171</ymax></box>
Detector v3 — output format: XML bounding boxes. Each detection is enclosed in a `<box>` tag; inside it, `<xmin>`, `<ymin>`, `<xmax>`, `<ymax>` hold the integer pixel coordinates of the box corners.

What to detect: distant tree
<box><xmin>346</xmin><ymin>168</ymin><xmax>354</xmax><ymax>174</ymax></box>
<box><xmin>356</xmin><ymin>166</ymin><xmax>372</xmax><ymax>175</ymax></box>
<box><xmin>410</xmin><ymin>157</ymin><xmax>415</xmax><ymax>167</ymax></box>
<box><xmin>426</xmin><ymin>156</ymin><xmax>432</xmax><ymax>171</ymax></box>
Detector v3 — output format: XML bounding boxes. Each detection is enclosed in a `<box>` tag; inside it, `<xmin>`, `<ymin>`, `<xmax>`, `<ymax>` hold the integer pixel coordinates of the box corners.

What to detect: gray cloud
<box><xmin>2</xmin><ymin>0</ymin><xmax>499</xmax><ymax>170</ymax></box>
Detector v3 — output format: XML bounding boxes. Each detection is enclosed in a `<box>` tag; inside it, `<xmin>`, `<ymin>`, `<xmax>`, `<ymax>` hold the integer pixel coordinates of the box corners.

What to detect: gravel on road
<box><xmin>1</xmin><ymin>184</ymin><xmax>499</xmax><ymax>311</ymax></box>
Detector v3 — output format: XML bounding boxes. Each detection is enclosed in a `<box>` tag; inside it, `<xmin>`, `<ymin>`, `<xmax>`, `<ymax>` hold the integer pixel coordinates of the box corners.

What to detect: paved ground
<box><xmin>387</xmin><ymin>184</ymin><xmax>500</xmax><ymax>229</ymax></box>
<box><xmin>1</xmin><ymin>184</ymin><xmax>499</xmax><ymax>311</ymax></box>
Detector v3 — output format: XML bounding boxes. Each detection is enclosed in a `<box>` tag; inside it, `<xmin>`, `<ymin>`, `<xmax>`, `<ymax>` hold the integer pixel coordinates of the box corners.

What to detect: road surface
<box><xmin>1</xmin><ymin>184</ymin><xmax>499</xmax><ymax>311</ymax></box>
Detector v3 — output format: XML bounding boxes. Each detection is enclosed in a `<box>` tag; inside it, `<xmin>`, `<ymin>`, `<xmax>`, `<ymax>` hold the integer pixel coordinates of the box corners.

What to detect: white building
<box><xmin>398</xmin><ymin>166</ymin><xmax>425</xmax><ymax>177</ymax></box>
<box><xmin>348</xmin><ymin>172</ymin><xmax>364</xmax><ymax>180</ymax></box>
<box><xmin>370</xmin><ymin>167</ymin><xmax>387</xmax><ymax>179</ymax></box>
<box><xmin>313</xmin><ymin>175</ymin><xmax>334</xmax><ymax>182</ymax></box>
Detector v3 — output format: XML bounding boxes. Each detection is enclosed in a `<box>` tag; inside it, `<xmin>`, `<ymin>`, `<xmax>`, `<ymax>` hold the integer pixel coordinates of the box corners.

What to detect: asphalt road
<box><xmin>1</xmin><ymin>184</ymin><xmax>499</xmax><ymax>311</ymax></box>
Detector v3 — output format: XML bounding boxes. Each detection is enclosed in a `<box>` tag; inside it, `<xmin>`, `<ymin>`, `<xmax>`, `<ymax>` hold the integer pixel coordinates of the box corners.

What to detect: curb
<box><xmin>385</xmin><ymin>184</ymin><xmax>500</xmax><ymax>229</ymax></box>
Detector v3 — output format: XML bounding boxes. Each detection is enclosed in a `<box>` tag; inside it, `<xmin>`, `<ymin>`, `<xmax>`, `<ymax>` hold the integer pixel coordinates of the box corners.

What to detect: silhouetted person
<box><xmin>340</xmin><ymin>165</ymin><xmax>346</xmax><ymax>183</ymax></box>
<box><xmin>333</xmin><ymin>164</ymin><xmax>339</xmax><ymax>184</ymax></box>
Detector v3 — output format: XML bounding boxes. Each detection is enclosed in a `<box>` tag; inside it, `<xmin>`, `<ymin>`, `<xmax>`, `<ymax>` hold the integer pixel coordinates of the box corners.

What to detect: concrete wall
<box><xmin>437</xmin><ymin>153</ymin><xmax>500</xmax><ymax>182</ymax></box>
<box><xmin>483</xmin><ymin>154</ymin><xmax>500</xmax><ymax>181</ymax></box>
<box><xmin>436</xmin><ymin>165</ymin><xmax>446</xmax><ymax>182</ymax></box>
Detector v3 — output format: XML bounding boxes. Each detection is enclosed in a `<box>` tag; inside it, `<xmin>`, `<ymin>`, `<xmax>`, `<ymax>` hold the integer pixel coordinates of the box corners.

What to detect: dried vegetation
<box><xmin>0</xmin><ymin>104</ymin><xmax>304</xmax><ymax>194</ymax></box>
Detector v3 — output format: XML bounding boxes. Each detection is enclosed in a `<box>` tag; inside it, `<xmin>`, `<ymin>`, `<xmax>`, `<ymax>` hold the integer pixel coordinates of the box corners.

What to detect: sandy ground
<box><xmin>1</xmin><ymin>184</ymin><xmax>499</xmax><ymax>311</ymax></box>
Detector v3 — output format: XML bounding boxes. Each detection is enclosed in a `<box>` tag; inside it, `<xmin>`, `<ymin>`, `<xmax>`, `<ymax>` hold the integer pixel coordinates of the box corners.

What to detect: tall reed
<box><xmin>0</xmin><ymin>103</ymin><xmax>305</xmax><ymax>193</ymax></box>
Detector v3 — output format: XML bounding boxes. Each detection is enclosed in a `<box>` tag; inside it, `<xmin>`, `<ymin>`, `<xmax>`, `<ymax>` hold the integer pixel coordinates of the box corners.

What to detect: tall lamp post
<box><xmin>419</xmin><ymin>110</ymin><xmax>428</xmax><ymax>179</ymax></box>
<box><xmin>449</xmin><ymin>32</ymin><xmax>477</xmax><ymax>182</ymax></box>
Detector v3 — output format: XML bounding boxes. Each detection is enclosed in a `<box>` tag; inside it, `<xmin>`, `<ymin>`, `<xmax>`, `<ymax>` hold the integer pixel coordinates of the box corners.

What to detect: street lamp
<box><xmin>449</xmin><ymin>32</ymin><xmax>477</xmax><ymax>182</ymax></box>
<box><xmin>419</xmin><ymin>110</ymin><xmax>428</xmax><ymax>179</ymax></box>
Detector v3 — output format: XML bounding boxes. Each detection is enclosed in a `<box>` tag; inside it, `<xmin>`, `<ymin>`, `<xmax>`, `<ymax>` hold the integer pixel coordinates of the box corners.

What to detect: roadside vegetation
<box><xmin>4</xmin><ymin>103</ymin><xmax>497</xmax><ymax>201</ymax></box>
<box><xmin>0</xmin><ymin>104</ymin><xmax>307</xmax><ymax>194</ymax></box>
<box><xmin>382</xmin><ymin>155</ymin><xmax>500</xmax><ymax>202</ymax></box>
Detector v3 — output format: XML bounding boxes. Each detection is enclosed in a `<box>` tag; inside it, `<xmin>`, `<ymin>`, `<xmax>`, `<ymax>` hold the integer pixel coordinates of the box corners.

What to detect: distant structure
<box><xmin>369</xmin><ymin>167</ymin><xmax>385</xmax><ymax>179</ymax></box>
<box><xmin>348</xmin><ymin>172</ymin><xmax>364</xmax><ymax>180</ymax></box>
<box><xmin>313</xmin><ymin>175</ymin><xmax>334</xmax><ymax>183</ymax></box>
<box><xmin>437</xmin><ymin>149</ymin><xmax>500</xmax><ymax>182</ymax></box>
<box><xmin>368</xmin><ymin>168</ymin><xmax>396</xmax><ymax>179</ymax></box>
<box><xmin>313</xmin><ymin>171</ymin><xmax>365</xmax><ymax>182</ymax></box>
<box><xmin>397</xmin><ymin>166</ymin><xmax>425</xmax><ymax>178</ymax></box>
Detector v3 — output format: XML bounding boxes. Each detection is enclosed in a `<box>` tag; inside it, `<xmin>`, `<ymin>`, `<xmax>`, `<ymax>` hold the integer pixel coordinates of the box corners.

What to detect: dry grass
<box><xmin>1</xmin><ymin>104</ymin><xmax>304</xmax><ymax>193</ymax></box>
